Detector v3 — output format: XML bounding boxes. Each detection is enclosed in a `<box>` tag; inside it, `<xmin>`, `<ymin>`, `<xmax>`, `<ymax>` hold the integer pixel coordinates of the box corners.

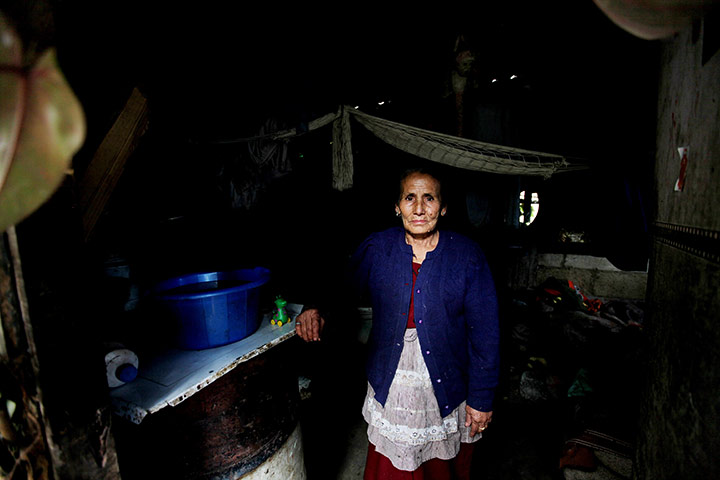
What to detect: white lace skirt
<box><xmin>361</xmin><ymin>328</ymin><xmax>481</xmax><ymax>471</ymax></box>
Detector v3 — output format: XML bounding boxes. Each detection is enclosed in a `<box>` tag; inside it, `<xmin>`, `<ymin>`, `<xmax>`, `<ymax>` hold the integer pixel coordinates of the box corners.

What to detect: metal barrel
<box><xmin>113</xmin><ymin>341</ymin><xmax>305</xmax><ymax>479</ymax></box>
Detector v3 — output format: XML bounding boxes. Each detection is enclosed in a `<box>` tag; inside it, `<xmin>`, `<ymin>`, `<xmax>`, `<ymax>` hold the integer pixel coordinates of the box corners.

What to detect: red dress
<box><xmin>363</xmin><ymin>263</ymin><xmax>475</xmax><ymax>480</ymax></box>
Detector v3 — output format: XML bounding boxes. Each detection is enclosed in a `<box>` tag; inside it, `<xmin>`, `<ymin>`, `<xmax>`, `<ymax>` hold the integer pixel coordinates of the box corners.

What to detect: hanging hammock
<box><xmin>208</xmin><ymin>105</ymin><xmax>589</xmax><ymax>191</ymax></box>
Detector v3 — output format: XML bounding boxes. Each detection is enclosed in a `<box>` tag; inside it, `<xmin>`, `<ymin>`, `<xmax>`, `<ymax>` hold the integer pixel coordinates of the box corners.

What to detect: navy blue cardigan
<box><xmin>348</xmin><ymin>226</ymin><xmax>500</xmax><ymax>415</ymax></box>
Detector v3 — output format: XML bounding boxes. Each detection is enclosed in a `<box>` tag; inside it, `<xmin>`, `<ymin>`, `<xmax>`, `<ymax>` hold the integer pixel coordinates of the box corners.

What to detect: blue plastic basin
<box><xmin>153</xmin><ymin>267</ymin><xmax>271</xmax><ymax>350</ymax></box>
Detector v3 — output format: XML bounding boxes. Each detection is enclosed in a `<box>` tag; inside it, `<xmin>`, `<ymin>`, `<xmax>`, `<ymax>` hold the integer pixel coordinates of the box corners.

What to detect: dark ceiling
<box><xmin>46</xmin><ymin>0</ymin><xmax>660</xmax><ymax>155</ymax></box>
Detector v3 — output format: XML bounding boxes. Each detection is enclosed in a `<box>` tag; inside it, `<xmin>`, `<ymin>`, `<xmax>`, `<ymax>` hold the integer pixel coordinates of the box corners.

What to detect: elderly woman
<box><xmin>296</xmin><ymin>168</ymin><xmax>500</xmax><ymax>479</ymax></box>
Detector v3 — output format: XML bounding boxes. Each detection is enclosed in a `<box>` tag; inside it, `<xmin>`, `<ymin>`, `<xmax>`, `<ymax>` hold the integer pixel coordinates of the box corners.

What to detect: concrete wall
<box><xmin>635</xmin><ymin>17</ymin><xmax>720</xmax><ymax>480</ymax></box>
<box><xmin>536</xmin><ymin>253</ymin><xmax>648</xmax><ymax>300</ymax></box>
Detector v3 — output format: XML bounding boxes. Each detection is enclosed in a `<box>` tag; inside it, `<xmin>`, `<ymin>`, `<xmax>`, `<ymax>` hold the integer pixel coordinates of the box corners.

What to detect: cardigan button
<box><xmin>436</xmin><ymin>378</ymin><xmax>442</xmax><ymax>383</ymax></box>
<box><xmin>425</xmin><ymin>350</ymin><xmax>430</xmax><ymax>355</ymax></box>
<box><xmin>418</xmin><ymin>320</ymin><xmax>423</xmax><ymax>324</ymax></box>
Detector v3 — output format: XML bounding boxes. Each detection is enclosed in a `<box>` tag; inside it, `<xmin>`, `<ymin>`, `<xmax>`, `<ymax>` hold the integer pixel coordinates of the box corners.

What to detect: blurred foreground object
<box><xmin>593</xmin><ymin>0</ymin><xmax>719</xmax><ymax>39</ymax></box>
<box><xmin>0</xmin><ymin>10</ymin><xmax>86</xmax><ymax>232</ymax></box>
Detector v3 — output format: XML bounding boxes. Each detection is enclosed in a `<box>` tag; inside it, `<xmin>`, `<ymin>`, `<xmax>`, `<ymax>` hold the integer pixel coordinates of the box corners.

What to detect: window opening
<box><xmin>519</xmin><ymin>190</ymin><xmax>540</xmax><ymax>226</ymax></box>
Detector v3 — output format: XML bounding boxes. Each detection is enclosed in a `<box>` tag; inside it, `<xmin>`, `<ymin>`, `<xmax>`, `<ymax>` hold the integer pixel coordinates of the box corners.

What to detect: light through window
<box><xmin>519</xmin><ymin>191</ymin><xmax>540</xmax><ymax>226</ymax></box>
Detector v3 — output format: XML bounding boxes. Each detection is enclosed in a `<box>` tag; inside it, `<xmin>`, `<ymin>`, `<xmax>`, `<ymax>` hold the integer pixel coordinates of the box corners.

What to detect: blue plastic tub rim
<box><xmin>153</xmin><ymin>267</ymin><xmax>271</xmax><ymax>300</ymax></box>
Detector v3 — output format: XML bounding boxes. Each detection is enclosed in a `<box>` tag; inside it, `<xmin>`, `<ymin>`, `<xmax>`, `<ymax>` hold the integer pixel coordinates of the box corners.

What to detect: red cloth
<box><xmin>407</xmin><ymin>262</ymin><xmax>421</xmax><ymax>328</ymax></box>
<box><xmin>363</xmin><ymin>441</ymin><xmax>475</xmax><ymax>480</ymax></box>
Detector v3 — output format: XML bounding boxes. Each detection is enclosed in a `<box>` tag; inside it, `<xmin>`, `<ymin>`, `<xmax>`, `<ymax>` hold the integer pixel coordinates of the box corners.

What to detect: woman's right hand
<box><xmin>295</xmin><ymin>308</ymin><xmax>325</xmax><ymax>342</ymax></box>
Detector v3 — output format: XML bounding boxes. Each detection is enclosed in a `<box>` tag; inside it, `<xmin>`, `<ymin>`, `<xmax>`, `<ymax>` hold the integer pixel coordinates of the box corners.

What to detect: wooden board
<box><xmin>77</xmin><ymin>87</ymin><xmax>149</xmax><ymax>241</ymax></box>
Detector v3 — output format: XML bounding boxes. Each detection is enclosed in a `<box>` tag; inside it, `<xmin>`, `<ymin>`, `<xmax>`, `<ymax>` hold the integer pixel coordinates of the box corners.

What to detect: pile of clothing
<box><xmin>502</xmin><ymin>277</ymin><xmax>646</xmax><ymax>478</ymax></box>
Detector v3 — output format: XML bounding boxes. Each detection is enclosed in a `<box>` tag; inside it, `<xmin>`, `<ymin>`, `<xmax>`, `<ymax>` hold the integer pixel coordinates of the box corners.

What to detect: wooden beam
<box><xmin>77</xmin><ymin>87</ymin><xmax>150</xmax><ymax>242</ymax></box>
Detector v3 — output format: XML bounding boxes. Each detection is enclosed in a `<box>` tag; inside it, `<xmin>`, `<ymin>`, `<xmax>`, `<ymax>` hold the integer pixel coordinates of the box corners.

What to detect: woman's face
<box><xmin>395</xmin><ymin>173</ymin><xmax>446</xmax><ymax>238</ymax></box>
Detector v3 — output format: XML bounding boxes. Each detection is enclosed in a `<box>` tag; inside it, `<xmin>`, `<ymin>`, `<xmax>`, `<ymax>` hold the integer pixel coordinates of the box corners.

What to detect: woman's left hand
<box><xmin>465</xmin><ymin>405</ymin><xmax>493</xmax><ymax>437</ymax></box>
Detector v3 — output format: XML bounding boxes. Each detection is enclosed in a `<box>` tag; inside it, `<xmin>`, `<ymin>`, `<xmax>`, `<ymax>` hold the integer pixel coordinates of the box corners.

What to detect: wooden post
<box><xmin>0</xmin><ymin>227</ymin><xmax>55</xmax><ymax>479</ymax></box>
